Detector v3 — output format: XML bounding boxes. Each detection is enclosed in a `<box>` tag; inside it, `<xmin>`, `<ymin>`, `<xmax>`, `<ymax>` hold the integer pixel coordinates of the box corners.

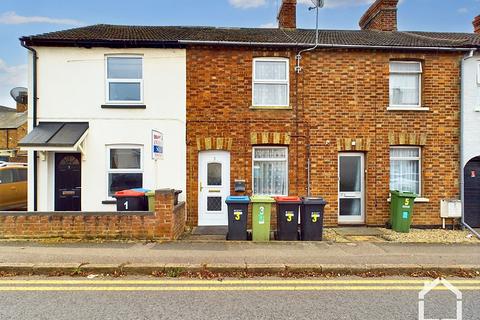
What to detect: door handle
<box><xmin>199</xmin><ymin>181</ymin><xmax>203</xmax><ymax>192</ymax></box>
<box><xmin>10</xmin><ymin>187</ymin><xmax>16</xmax><ymax>191</ymax></box>
<box><xmin>209</xmin><ymin>189</ymin><xmax>221</xmax><ymax>193</ymax></box>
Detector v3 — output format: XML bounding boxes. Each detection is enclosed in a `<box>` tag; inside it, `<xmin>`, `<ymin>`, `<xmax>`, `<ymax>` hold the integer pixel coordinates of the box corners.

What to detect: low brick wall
<box><xmin>0</xmin><ymin>189</ymin><xmax>185</xmax><ymax>240</ymax></box>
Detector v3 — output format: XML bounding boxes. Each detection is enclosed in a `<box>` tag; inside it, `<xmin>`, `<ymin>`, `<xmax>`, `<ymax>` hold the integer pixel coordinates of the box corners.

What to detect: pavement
<box><xmin>0</xmin><ymin>241</ymin><xmax>478</xmax><ymax>276</ymax></box>
<box><xmin>0</xmin><ymin>277</ymin><xmax>478</xmax><ymax>319</ymax></box>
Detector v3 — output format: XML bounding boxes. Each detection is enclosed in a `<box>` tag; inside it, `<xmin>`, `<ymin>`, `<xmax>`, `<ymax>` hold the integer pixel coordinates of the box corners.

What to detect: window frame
<box><xmin>106</xmin><ymin>145</ymin><xmax>144</xmax><ymax>199</ymax></box>
<box><xmin>389</xmin><ymin>146</ymin><xmax>422</xmax><ymax>196</ymax></box>
<box><xmin>389</xmin><ymin>61</ymin><xmax>422</xmax><ymax>108</ymax></box>
<box><xmin>0</xmin><ymin>168</ymin><xmax>14</xmax><ymax>185</ymax></box>
<box><xmin>252</xmin><ymin>57</ymin><xmax>290</xmax><ymax>108</ymax></box>
<box><xmin>252</xmin><ymin>146</ymin><xmax>289</xmax><ymax>196</ymax></box>
<box><xmin>105</xmin><ymin>55</ymin><xmax>144</xmax><ymax>105</ymax></box>
<box><xmin>477</xmin><ymin>62</ymin><xmax>480</xmax><ymax>85</ymax></box>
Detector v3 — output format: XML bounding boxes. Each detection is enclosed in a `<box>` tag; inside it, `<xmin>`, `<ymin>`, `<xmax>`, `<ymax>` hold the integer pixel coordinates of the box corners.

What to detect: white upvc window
<box><xmin>106</xmin><ymin>145</ymin><xmax>143</xmax><ymax>198</ymax></box>
<box><xmin>105</xmin><ymin>56</ymin><xmax>143</xmax><ymax>104</ymax></box>
<box><xmin>252</xmin><ymin>146</ymin><xmax>288</xmax><ymax>196</ymax></box>
<box><xmin>252</xmin><ymin>58</ymin><xmax>289</xmax><ymax>107</ymax></box>
<box><xmin>389</xmin><ymin>61</ymin><xmax>422</xmax><ymax>108</ymax></box>
<box><xmin>390</xmin><ymin>146</ymin><xmax>421</xmax><ymax>196</ymax></box>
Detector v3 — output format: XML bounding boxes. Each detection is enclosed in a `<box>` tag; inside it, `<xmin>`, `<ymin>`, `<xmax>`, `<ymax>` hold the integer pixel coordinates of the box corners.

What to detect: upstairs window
<box><xmin>389</xmin><ymin>61</ymin><xmax>422</xmax><ymax>108</ymax></box>
<box><xmin>253</xmin><ymin>58</ymin><xmax>289</xmax><ymax>107</ymax></box>
<box><xmin>106</xmin><ymin>56</ymin><xmax>143</xmax><ymax>103</ymax></box>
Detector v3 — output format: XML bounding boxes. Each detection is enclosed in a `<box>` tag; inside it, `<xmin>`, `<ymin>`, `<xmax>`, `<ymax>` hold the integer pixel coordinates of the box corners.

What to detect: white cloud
<box><xmin>229</xmin><ymin>0</ymin><xmax>267</xmax><ymax>9</ymax></box>
<box><xmin>457</xmin><ymin>7</ymin><xmax>468</xmax><ymax>14</ymax></box>
<box><xmin>0</xmin><ymin>59</ymin><xmax>27</xmax><ymax>108</ymax></box>
<box><xmin>0</xmin><ymin>11</ymin><xmax>82</xmax><ymax>25</ymax></box>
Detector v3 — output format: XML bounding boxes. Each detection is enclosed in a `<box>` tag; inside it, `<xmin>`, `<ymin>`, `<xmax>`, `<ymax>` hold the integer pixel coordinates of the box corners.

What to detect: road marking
<box><xmin>0</xmin><ymin>279</ymin><xmax>478</xmax><ymax>285</ymax></box>
<box><xmin>0</xmin><ymin>286</ymin><xmax>478</xmax><ymax>291</ymax></box>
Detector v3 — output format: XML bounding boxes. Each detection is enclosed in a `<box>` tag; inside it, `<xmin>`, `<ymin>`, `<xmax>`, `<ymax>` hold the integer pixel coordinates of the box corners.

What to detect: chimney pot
<box><xmin>278</xmin><ymin>0</ymin><xmax>297</xmax><ymax>29</ymax></box>
<box><xmin>359</xmin><ymin>0</ymin><xmax>398</xmax><ymax>32</ymax></box>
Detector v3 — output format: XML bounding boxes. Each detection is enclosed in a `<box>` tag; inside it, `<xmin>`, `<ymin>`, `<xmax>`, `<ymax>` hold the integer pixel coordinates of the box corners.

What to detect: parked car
<box><xmin>0</xmin><ymin>162</ymin><xmax>27</xmax><ymax>210</ymax></box>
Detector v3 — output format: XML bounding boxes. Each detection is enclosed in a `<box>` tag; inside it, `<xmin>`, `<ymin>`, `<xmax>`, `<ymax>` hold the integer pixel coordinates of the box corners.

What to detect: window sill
<box><xmin>102</xmin><ymin>200</ymin><xmax>117</xmax><ymax>205</ymax></box>
<box><xmin>387</xmin><ymin>197</ymin><xmax>430</xmax><ymax>203</ymax></box>
<box><xmin>387</xmin><ymin>106</ymin><xmax>430</xmax><ymax>112</ymax></box>
<box><xmin>250</xmin><ymin>106</ymin><xmax>292</xmax><ymax>110</ymax></box>
<box><xmin>101</xmin><ymin>104</ymin><xmax>146</xmax><ymax>109</ymax></box>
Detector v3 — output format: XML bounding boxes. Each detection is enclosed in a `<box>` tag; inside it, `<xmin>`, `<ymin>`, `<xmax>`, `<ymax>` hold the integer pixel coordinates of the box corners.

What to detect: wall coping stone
<box><xmin>0</xmin><ymin>211</ymin><xmax>154</xmax><ymax>217</ymax></box>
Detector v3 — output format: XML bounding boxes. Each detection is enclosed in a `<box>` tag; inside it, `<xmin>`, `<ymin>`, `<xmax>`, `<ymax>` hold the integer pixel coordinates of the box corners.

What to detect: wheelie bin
<box><xmin>390</xmin><ymin>190</ymin><xmax>416</xmax><ymax>233</ymax></box>
<box><xmin>114</xmin><ymin>189</ymin><xmax>148</xmax><ymax>211</ymax></box>
<box><xmin>274</xmin><ymin>196</ymin><xmax>301</xmax><ymax>240</ymax></box>
<box><xmin>300</xmin><ymin>197</ymin><xmax>327</xmax><ymax>241</ymax></box>
<box><xmin>225</xmin><ymin>196</ymin><xmax>250</xmax><ymax>240</ymax></box>
<box><xmin>250</xmin><ymin>195</ymin><xmax>275</xmax><ymax>241</ymax></box>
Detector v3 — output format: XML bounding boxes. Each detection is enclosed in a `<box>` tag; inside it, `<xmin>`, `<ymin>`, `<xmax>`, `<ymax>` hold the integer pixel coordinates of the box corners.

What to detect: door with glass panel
<box><xmin>198</xmin><ymin>151</ymin><xmax>230</xmax><ymax>226</ymax></box>
<box><xmin>338</xmin><ymin>153</ymin><xmax>365</xmax><ymax>224</ymax></box>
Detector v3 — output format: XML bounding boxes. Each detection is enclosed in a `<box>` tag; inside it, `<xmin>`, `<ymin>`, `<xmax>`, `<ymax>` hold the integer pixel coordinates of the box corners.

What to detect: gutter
<box><xmin>22</xmin><ymin>38</ymin><xmax>477</xmax><ymax>52</ymax></box>
<box><xmin>460</xmin><ymin>49</ymin><xmax>480</xmax><ymax>239</ymax></box>
<box><xmin>178</xmin><ymin>40</ymin><xmax>476</xmax><ymax>52</ymax></box>
<box><xmin>20</xmin><ymin>39</ymin><xmax>38</xmax><ymax>212</ymax></box>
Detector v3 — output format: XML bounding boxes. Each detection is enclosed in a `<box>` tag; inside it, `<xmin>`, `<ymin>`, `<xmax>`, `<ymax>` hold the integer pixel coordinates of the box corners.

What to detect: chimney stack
<box><xmin>16</xmin><ymin>93</ymin><xmax>27</xmax><ymax>113</ymax></box>
<box><xmin>278</xmin><ymin>0</ymin><xmax>296</xmax><ymax>29</ymax></box>
<box><xmin>473</xmin><ymin>15</ymin><xmax>480</xmax><ymax>34</ymax></box>
<box><xmin>359</xmin><ymin>0</ymin><xmax>398</xmax><ymax>32</ymax></box>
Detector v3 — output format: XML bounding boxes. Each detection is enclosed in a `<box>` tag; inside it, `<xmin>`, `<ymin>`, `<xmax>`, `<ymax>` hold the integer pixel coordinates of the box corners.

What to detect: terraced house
<box><xmin>19</xmin><ymin>0</ymin><xmax>480</xmax><ymax>229</ymax></box>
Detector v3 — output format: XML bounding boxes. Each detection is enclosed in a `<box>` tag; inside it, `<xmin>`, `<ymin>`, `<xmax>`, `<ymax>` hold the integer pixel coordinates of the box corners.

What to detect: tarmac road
<box><xmin>0</xmin><ymin>277</ymin><xmax>478</xmax><ymax>320</ymax></box>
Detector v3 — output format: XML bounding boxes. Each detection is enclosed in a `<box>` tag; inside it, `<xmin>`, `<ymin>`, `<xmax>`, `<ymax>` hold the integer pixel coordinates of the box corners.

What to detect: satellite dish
<box><xmin>10</xmin><ymin>87</ymin><xmax>28</xmax><ymax>104</ymax></box>
<box><xmin>310</xmin><ymin>0</ymin><xmax>324</xmax><ymax>8</ymax></box>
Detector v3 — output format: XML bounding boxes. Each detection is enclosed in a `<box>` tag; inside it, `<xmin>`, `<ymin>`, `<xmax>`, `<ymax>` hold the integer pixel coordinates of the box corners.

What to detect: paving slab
<box><xmin>335</xmin><ymin>227</ymin><xmax>385</xmax><ymax>236</ymax></box>
<box><xmin>0</xmin><ymin>241</ymin><xmax>477</xmax><ymax>268</ymax></box>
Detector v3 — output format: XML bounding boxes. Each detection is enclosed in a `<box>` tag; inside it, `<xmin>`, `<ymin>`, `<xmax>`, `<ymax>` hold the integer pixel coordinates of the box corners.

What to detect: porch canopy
<box><xmin>19</xmin><ymin>122</ymin><xmax>89</xmax><ymax>156</ymax></box>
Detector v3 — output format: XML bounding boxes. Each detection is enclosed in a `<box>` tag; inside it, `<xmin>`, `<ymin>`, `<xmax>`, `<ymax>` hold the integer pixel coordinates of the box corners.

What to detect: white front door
<box><xmin>338</xmin><ymin>153</ymin><xmax>365</xmax><ymax>224</ymax></box>
<box><xmin>198</xmin><ymin>151</ymin><xmax>230</xmax><ymax>226</ymax></box>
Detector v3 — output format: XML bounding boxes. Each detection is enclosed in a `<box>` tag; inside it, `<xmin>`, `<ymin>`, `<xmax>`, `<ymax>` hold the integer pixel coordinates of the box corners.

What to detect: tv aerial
<box><xmin>296</xmin><ymin>0</ymin><xmax>324</xmax><ymax>73</ymax></box>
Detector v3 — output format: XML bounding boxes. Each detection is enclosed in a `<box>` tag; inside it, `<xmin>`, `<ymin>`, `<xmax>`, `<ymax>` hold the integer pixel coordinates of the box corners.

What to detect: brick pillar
<box><xmin>359</xmin><ymin>0</ymin><xmax>398</xmax><ymax>32</ymax></box>
<box><xmin>154</xmin><ymin>189</ymin><xmax>175</xmax><ymax>239</ymax></box>
<box><xmin>473</xmin><ymin>15</ymin><xmax>480</xmax><ymax>34</ymax></box>
<box><xmin>278</xmin><ymin>0</ymin><xmax>296</xmax><ymax>29</ymax></box>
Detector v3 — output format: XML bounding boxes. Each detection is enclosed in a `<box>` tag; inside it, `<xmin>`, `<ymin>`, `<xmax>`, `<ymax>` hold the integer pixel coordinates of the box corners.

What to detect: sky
<box><xmin>0</xmin><ymin>0</ymin><xmax>479</xmax><ymax>108</ymax></box>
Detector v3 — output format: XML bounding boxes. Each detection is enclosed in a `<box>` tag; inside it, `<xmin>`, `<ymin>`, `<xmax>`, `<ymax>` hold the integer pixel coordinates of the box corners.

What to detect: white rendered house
<box><xmin>19</xmin><ymin>42</ymin><xmax>186</xmax><ymax>211</ymax></box>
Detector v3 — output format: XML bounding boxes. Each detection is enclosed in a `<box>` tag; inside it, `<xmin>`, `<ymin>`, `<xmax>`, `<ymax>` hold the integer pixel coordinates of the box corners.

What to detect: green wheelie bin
<box><xmin>390</xmin><ymin>190</ymin><xmax>417</xmax><ymax>233</ymax></box>
<box><xmin>250</xmin><ymin>195</ymin><xmax>275</xmax><ymax>241</ymax></box>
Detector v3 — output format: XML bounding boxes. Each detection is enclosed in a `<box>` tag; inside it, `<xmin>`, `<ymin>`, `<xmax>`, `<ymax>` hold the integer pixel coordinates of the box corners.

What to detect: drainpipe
<box><xmin>20</xmin><ymin>40</ymin><xmax>38</xmax><ymax>211</ymax></box>
<box><xmin>460</xmin><ymin>49</ymin><xmax>480</xmax><ymax>239</ymax></box>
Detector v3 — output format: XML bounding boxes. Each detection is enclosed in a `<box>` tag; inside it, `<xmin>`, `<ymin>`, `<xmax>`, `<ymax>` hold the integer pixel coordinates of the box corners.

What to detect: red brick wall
<box><xmin>186</xmin><ymin>48</ymin><xmax>307</xmax><ymax>226</ymax></box>
<box><xmin>186</xmin><ymin>46</ymin><xmax>461</xmax><ymax>228</ymax></box>
<box><xmin>0</xmin><ymin>121</ymin><xmax>27</xmax><ymax>162</ymax></box>
<box><xmin>0</xmin><ymin>189</ymin><xmax>185</xmax><ymax>240</ymax></box>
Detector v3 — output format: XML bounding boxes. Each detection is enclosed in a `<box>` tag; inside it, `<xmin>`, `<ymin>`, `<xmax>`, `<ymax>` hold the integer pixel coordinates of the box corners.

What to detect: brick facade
<box><xmin>0</xmin><ymin>189</ymin><xmax>185</xmax><ymax>240</ymax></box>
<box><xmin>186</xmin><ymin>46</ymin><xmax>461</xmax><ymax>227</ymax></box>
<box><xmin>0</xmin><ymin>101</ymin><xmax>27</xmax><ymax>162</ymax></box>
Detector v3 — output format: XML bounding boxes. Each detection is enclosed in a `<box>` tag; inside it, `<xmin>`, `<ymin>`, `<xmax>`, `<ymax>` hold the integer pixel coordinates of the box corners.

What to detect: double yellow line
<box><xmin>0</xmin><ymin>279</ymin><xmax>478</xmax><ymax>291</ymax></box>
